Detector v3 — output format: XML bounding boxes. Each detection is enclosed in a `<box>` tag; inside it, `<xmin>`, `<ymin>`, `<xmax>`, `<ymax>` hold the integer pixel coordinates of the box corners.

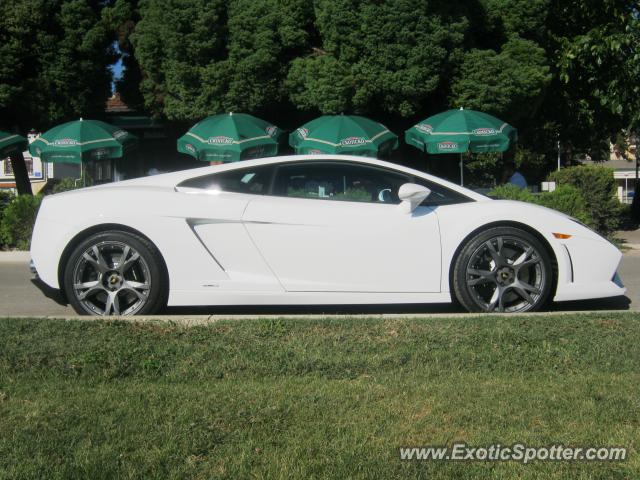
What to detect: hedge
<box><xmin>488</xmin><ymin>183</ymin><xmax>594</xmax><ymax>230</ymax></box>
<box><xmin>0</xmin><ymin>194</ymin><xmax>42</xmax><ymax>250</ymax></box>
<box><xmin>548</xmin><ymin>165</ymin><xmax>623</xmax><ymax>236</ymax></box>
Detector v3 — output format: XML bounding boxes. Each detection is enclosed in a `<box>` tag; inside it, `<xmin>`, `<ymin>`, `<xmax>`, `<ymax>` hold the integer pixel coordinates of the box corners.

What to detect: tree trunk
<box><xmin>9</xmin><ymin>151</ymin><xmax>33</xmax><ymax>196</ymax></box>
<box><xmin>632</xmin><ymin>146</ymin><xmax>640</xmax><ymax>221</ymax></box>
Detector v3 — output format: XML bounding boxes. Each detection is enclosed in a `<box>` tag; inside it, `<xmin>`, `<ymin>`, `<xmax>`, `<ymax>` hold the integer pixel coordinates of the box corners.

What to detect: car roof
<box><xmin>104</xmin><ymin>154</ymin><xmax>490</xmax><ymax>202</ymax></box>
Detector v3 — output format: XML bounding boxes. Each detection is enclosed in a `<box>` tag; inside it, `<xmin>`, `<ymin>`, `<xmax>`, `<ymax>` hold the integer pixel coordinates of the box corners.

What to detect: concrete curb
<box><xmin>0</xmin><ymin>310</ymin><xmax>636</xmax><ymax>325</ymax></box>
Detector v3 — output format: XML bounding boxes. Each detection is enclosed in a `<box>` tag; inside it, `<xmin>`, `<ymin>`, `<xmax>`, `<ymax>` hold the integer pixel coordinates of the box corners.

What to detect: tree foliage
<box><xmin>0</xmin><ymin>0</ymin><xmax>117</xmax><ymax>130</ymax></box>
<box><xmin>287</xmin><ymin>0</ymin><xmax>467</xmax><ymax>116</ymax></box>
<box><xmin>556</xmin><ymin>1</ymin><xmax>640</xmax><ymax>131</ymax></box>
<box><xmin>129</xmin><ymin>0</ymin><xmax>312</xmax><ymax>120</ymax></box>
<box><xmin>1</xmin><ymin>0</ymin><xmax>637</xmax><ymax>181</ymax></box>
<box><xmin>449</xmin><ymin>37</ymin><xmax>551</xmax><ymax>123</ymax></box>
<box><xmin>119</xmin><ymin>0</ymin><xmax>638</xmax><ymax>167</ymax></box>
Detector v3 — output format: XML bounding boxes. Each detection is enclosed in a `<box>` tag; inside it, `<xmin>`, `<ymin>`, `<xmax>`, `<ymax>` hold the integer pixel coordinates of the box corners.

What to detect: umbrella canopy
<box><xmin>0</xmin><ymin>132</ymin><xmax>28</xmax><ymax>158</ymax></box>
<box><xmin>289</xmin><ymin>115</ymin><xmax>398</xmax><ymax>157</ymax></box>
<box><xmin>405</xmin><ymin>108</ymin><xmax>517</xmax><ymax>154</ymax></box>
<box><xmin>177</xmin><ymin>113</ymin><xmax>282</xmax><ymax>162</ymax></box>
<box><xmin>28</xmin><ymin>119</ymin><xmax>137</xmax><ymax>163</ymax></box>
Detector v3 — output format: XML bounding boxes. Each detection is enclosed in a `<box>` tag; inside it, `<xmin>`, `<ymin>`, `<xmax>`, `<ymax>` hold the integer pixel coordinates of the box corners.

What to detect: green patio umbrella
<box><xmin>28</xmin><ymin>119</ymin><xmax>137</xmax><ymax>164</ymax></box>
<box><xmin>405</xmin><ymin>108</ymin><xmax>517</xmax><ymax>186</ymax></box>
<box><xmin>289</xmin><ymin>115</ymin><xmax>398</xmax><ymax>157</ymax></box>
<box><xmin>0</xmin><ymin>132</ymin><xmax>28</xmax><ymax>159</ymax></box>
<box><xmin>177</xmin><ymin>113</ymin><xmax>282</xmax><ymax>162</ymax></box>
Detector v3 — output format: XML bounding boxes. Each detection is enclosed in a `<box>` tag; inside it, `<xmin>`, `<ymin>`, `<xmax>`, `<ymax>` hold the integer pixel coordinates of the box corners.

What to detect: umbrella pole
<box><xmin>459</xmin><ymin>154</ymin><xmax>464</xmax><ymax>186</ymax></box>
<box><xmin>74</xmin><ymin>163</ymin><xmax>83</xmax><ymax>188</ymax></box>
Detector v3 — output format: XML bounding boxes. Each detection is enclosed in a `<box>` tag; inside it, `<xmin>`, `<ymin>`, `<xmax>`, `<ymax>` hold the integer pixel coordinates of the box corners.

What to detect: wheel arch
<box><xmin>57</xmin><ymin>223</ymin><xmax>170</xmax><ymax>300</ymax></box>
<box><xmin>448</xmin><ymin>220</ymin><xmax>558</xmax><ymax>302</ymax></box>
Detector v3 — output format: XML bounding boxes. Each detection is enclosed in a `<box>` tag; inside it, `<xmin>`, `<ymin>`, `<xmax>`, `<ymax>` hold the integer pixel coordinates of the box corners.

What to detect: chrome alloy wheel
<box><xmin>71</xmin><ymin>241</ymin><xmax>152</xmax><ymax>315</ymax></box>
<box><xmin>465</xmin><ymin>235</ymin><xmax>546</xmax><ymax>313</ymax></box>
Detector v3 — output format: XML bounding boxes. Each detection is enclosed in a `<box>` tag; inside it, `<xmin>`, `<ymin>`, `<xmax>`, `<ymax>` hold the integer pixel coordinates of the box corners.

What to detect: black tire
<box><xmin>63</xmin><ymin>230</ymin><xmax>167</xmax><ymax>316</ymax></box>
<box><xmin>453</xmin><ymin>226</ymin><xmax>553</xmax><ymax>313</ymax></box>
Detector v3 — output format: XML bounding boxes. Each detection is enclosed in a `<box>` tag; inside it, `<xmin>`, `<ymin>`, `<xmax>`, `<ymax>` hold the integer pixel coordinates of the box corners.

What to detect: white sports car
<box><xmin>31</xmin><ymin>155</ymin><xmax>625</xmax><ymax>316</ymax></box>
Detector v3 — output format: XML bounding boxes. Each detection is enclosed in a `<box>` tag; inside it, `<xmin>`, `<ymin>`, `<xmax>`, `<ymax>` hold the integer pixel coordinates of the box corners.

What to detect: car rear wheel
<box><xmin>63</xmin><ymin>231</ymin><xmax>167</xmax><ymax>316</ymax></box>
<box><xmin>453</xmin><ymin>226</ymin><xmax>553</xmax><ymax>313</ymax></box>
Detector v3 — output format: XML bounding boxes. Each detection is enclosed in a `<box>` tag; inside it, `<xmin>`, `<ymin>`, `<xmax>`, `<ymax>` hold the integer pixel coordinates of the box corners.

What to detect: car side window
<box><xmin>177</xmin><ymin>165</ymin><xmax>274</xmax><ymax>194</ymax></box>
<box><xmin>412</xmin><ymin>177</ymin><xmax>472</xmax><ymax>206</ymax></box>
<box><xmin>272</xmin><ymin>162</ymin><xmax>412</xmax><ymax>204</ymax></box>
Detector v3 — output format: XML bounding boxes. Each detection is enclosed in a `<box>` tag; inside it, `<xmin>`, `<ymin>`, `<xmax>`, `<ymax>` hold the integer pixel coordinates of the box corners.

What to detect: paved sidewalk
<box><xmin>617</xmin><ymin>229</ymin><xmax>640</xmax><ymax>250</ymax></box>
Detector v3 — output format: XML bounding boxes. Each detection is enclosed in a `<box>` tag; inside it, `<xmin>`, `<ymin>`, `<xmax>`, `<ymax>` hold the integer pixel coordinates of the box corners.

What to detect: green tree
<box><xmin>482</xmin><ymin>0</ymin><xmax>551</xmax><ymax>43</ymax></box>
<box><xmin>541</xmin><ymin>0</ymin><xmax>639</xmax><ymax>161</ymax></box>
<box><xmin>449</xmin><ymin>37</ymin><xmax>551</xmax><ymax>123</ymax></box>
<box><xmin>287</xmin><ymin>0</ymin><xmax>467</xmax><ymax>116</ymax></box>
<box><xmin>97</xmin><ymin>0</ymin><xmax>640</xmax><ymax>188</ymax></box>
<box><xmin>556</xmin><ymin>1</ymin><xmax>640</xmax><ymax>132</ymax></box>
<box><xmin>130</xmin><ymin>0</ymin><xmax>312</xmax><ymax>121</ymax></box>
<box><xmin>474</xmin><ymin>0</ymin><xmax>639</xmax><ymax>167</ymax></box>
<box><xmin>0</xmin><ymin>0</ymin><xmax>118</xmax><ymax>130</ymax></box>
<box><xmin>130</xmin><ymin>0</ymin><xmax>228</xmax><ymax>120</ymax></box>
<box><xmin>223</xmin><ymin>0</ymin><xmax>313</xmax><ymax>114</ymax></box>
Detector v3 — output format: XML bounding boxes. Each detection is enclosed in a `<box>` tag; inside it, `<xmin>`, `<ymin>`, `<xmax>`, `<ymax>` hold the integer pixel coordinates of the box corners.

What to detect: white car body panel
<box><xmin>243</xmin><ymin>196</ymin><xmax>441</xmax><ymax>292</ymax></box>
<box><xmin>30</xmin><ymin>154</ymin><xmax>625</xmax><ymax>308</ymax></box>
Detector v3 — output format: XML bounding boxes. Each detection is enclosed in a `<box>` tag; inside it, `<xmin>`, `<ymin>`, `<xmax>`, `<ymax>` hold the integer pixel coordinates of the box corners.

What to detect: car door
<box><xmin>243</xmin><ymin>161</ymin><xmax>442</xmax><ymax>292</ymax></box>
<box><xmin>175</xmin><ymin>164</ymin><xmax>283</xmax><ymax>292</ymax></box>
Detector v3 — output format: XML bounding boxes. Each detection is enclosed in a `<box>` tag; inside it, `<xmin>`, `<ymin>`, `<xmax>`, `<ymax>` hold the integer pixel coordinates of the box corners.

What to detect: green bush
<box><xmin>548</xmin><ymin>165</ymin><xmax>623</xmax><ymax>236</ymax></box>
<box><xmin>487</xmin><ymin>184</ymin><xmax>536</xmax><ymax>202</ymax></box>
<box><xmin>51</xmin><ymin>177</ymin><xmax>83</xmax><ymax>194</ymax></box>
<box><xmin>489</xmin><ymin>166</ymin><xmax>621</xmax><ymax>237</ymax></box>
<box><xmin>488</xmin><ymin>184</ymin><xmax>595</xmax><ymax>229</ymax></box>
<box><xmin>0</xmin><ymin>189</ymin><xmax>15</xmax><ymax>225</ymax></box>
<box><xmin>536</xmin><ymin>185</ymin><xmax>593</xmax><ymax>228</ymax></box>
<box><xmin>0</xmin><ymin>194</ymin><xmax>43</xmax><ymax>250</ymax></box>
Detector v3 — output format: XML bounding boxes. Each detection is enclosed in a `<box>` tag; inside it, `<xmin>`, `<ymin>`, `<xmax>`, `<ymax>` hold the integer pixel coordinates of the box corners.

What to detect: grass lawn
<box><xmin>0</xmin><ymin>313</ymin><xmax>639</xmax><ymax>479</ymax></box>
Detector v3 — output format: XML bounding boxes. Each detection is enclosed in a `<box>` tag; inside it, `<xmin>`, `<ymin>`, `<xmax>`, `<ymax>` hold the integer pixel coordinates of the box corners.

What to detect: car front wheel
<box><xmin>63</xmin><ymin>231</ymin><xmax>167</xmax><ymax>316</ymax></box>
<box><xmin>453</xmin><ymin>226</ymin><xmax>553</xmax><ymax>313</ymax></box>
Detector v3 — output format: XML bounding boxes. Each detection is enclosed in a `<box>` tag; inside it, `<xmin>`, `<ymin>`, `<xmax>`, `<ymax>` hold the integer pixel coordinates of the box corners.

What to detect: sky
<box><xmin>111</xmin><ymin>58</ymin><xmax>124</xmax><ymax>80</ymax></box>
<box><xmin>108</xmin><ymin>42</ymin><xmax>124</xmax><ymax>93</ymax></box>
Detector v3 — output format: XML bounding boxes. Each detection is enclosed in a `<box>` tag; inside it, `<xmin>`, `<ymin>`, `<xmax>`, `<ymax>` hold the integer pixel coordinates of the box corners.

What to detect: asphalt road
<box><xmin>0</xmin><ymin>251</ymin><xmax>638</xmax><ymax>317</ymax></box>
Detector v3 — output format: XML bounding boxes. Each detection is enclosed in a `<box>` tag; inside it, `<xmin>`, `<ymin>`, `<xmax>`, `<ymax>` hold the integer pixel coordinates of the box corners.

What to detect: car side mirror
<box><xmin>398</xmin><ymin>183</ymin><xmax>431</xmax><ymax>213</ymax></box>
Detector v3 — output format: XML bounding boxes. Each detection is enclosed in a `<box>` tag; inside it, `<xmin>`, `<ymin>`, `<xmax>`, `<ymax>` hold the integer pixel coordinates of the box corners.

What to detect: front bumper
<box><xmin>554</xmin><ymin>279</ymin><xmax>626</xmax><ymax>302</ymax></box>
<box><xmin>29</xmin><ymin>259</ymin><xmax>38</xmax><ymax>277</ymax></box>
<box><xmin>552</xmin><ymin>234</ymin><xmax>626</xmax><ymax>302</ymax></box>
